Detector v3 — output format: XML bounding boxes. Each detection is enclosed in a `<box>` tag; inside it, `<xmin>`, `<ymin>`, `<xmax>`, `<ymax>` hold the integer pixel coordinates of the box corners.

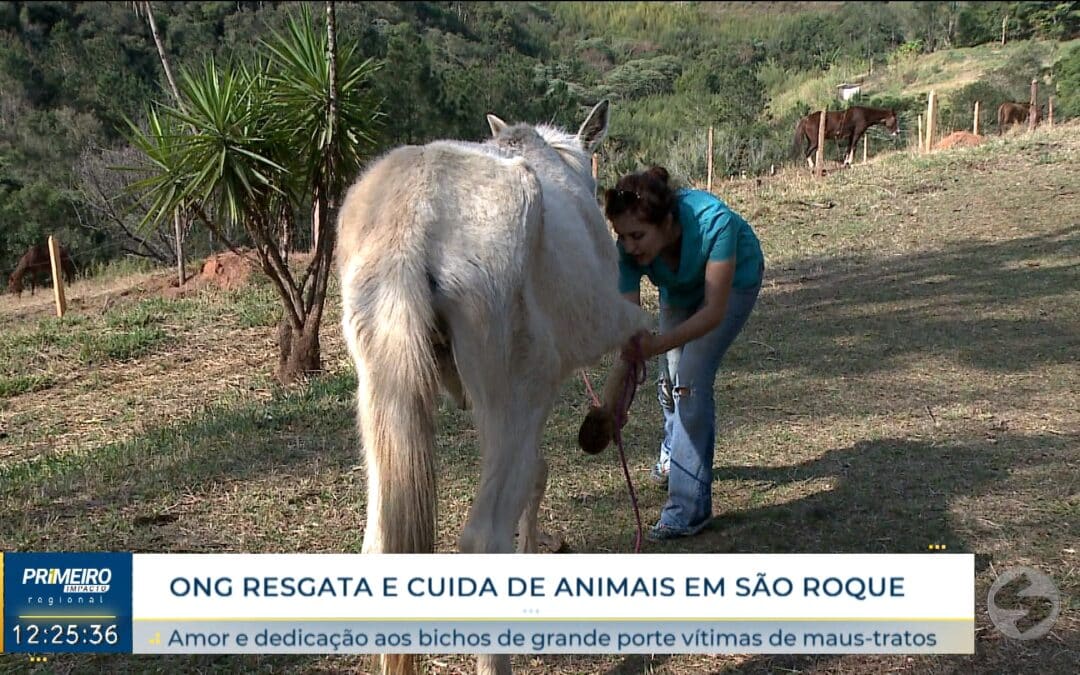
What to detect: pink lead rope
<box><xmin>582</xmin><ymin>335</ymin><xmax>649</xmax><ymax>552</ymax></box>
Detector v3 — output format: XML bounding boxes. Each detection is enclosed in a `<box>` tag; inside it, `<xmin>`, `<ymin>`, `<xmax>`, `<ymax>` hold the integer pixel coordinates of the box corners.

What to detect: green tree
<box><xmin>956</xmin><ymin>2</ymin><xmax>1010</xmax><ymax>47</ymax></box>
<box><xmin>127</xmin><ymin>4</ymin><xmax>383</xmax><ymax>383</ymax></box>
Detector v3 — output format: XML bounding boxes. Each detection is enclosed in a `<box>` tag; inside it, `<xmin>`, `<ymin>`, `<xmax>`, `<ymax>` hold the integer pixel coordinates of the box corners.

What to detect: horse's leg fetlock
<box><xmin>515</xmin><ymin>457</ymin><xmax>548</xmax><ymax>554</ymax></box>
<box><xmin>459</xmin><ymin>522</ymin><xmax>502</xmax><ymax>554</ymax></box>
<box><xmin>477</xmin><ymin>654</ymin><xmax>512</xmax><ymax>675</ymax></box>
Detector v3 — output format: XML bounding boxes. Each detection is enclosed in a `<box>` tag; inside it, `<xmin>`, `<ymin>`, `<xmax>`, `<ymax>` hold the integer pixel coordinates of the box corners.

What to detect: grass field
<box><xmin>1</xmin><ymin>122</ymin><xmax>1077</xmax><ymax>673</ymax></box>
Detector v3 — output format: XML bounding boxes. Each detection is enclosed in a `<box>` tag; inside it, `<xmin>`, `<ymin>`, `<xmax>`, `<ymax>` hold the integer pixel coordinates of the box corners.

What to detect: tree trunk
<box><xmin>272</xmin><ymin>1</ymin><xmax>339</xmax><ymax>386</ymax></box>
<box><xmin>140</xmin><ymin>2</ymin><xmax>188</xmax><ymax>286</ymax></box>
<box><xmin>143</xmin><ymin>2</ymin><xmax>182</xmax><ymax>104</ymax></box>
<box><xmin>276</xmin><ymin>315</ymin><xmax>323</xmax><ymax>385</ymax></box>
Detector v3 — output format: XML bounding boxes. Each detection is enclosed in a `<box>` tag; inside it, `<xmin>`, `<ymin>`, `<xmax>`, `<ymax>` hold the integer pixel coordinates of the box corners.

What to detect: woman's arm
<box><xmin>643</xmin><ymin>259</ymin><xmax>734</xmax><ymax>358</ymax></box>
<box><xmin>579</xmin><ymin>286</ymin><xmax>646</xmax><ymax>453</ymax></box>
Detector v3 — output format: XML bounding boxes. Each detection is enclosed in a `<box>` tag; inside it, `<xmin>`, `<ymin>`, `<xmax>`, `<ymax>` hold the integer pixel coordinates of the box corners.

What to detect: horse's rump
<box><xmin>998</xmin><ymin>101</ymin><xmax>1039</xmax><ymax>132</ymax></box>
<box><xmin>337</xmin><ymin>141</ymin><xmax>539</xmax><ymax>336</ymax></box>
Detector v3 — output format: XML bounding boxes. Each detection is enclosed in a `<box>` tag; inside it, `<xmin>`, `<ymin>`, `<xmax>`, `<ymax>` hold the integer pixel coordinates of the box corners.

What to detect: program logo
<box><xmin>987</xmin><ymin>566</ymin><xmax>1060</xmax><ymax>640</ymax></box>
<box><xmin>22</xmin><ymin>566</ymin><xmax>113</xmax><ymax>594</ymax></box>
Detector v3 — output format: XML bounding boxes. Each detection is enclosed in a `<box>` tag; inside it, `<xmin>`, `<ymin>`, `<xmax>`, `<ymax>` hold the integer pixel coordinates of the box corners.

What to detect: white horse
<box><xmin>335</xmin><ymin>100</ymin><xmax>649</xmax><ymax>675</ymax></box>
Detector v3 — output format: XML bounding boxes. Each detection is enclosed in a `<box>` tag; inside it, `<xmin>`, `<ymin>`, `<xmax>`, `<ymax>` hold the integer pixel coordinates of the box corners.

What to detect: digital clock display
<box><xmin>12</xmin><ymin>622</ymin><xmax>120</xmax><ymax>647</ymax></box>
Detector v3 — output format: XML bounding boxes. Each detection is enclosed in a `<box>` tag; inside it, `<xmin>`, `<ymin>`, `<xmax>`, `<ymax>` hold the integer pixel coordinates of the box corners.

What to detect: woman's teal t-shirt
<box><xmin>618</xmin><ymin>189</ymin><xmax>764</xmax><ymax>308</ymax></box>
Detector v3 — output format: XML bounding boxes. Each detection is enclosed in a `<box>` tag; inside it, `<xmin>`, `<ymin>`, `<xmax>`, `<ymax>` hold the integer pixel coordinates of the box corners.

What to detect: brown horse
<box><xmin>997</xmin><ymin>101</ymin><xmax>1042</xmax><ymax>135</ymax></box>
<box><xmin>7</xmin><ymin>243</ymin><xmax>77</xmax><ymax>296</ymax></box>
<box><xmin>794</xmin><ymin>106</ymin><xmax>899</xmax><ymax>169</ymax></box>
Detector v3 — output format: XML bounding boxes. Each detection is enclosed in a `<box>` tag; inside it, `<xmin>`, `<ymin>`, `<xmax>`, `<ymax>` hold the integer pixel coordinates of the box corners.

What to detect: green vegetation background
<box><xmin>2</xmin><ymin>0</ymin><xmax>1079</xmax><ymax>274</ymax></box>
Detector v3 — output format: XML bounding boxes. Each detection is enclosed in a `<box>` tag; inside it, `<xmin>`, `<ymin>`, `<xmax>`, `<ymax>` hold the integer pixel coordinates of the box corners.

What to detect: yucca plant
<box><xmin>125</xmin><ymin>3</ymin><xmax>383</xmax><ymax>384</ymax></box>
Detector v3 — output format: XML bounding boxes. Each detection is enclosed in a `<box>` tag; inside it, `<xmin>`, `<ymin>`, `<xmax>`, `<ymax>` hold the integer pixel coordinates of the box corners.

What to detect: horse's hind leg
<box><xmin>454</xmin><ymin>341</ymin><xmax>554</xmax><ymax>675</ymax></box>
<box><xmin>459</xmin><ymin>377</ymin><xmax>554</xmax><ymax>555</ymax></box>
<box><xmin>516</xmin><ymin>454</ymin><xmax>549</xmax><ymax>553</ymax></box>
<box><xmin>479</xmin><ymin>380</ymin><xmax>555</xmax><ymax>675</ymax></box>
<box><xmin>464</xmin><ymin>327</ymin><xmax>559</xmax><ymax>671</ymax></box>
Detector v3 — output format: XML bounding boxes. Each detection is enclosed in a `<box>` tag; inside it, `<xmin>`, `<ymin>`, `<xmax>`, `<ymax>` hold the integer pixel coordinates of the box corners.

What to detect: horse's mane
<box><xmin>534</xmin><ymin>123</ymin><xmax>590</xmax><ymax>175</ymax></box>
<box><xmin>11</xmin><ymin>256</ymin><xmax>31</xmax><ymax>276</ymax></box>
<box><xmin>484</xmin><ymin>122</ymin><xmax>591</xmax><ymax>180</ymax></box>
<box><xmin>10</xmin><ymin>246</ymin><xmax>39</xmax><ymax>276</ymax></box>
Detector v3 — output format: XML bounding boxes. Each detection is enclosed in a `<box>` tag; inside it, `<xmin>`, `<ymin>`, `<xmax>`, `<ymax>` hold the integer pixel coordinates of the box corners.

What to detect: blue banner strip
<box><xmin>3</xmin><ymin>552</ymin><xmax>132</xmax><ymax>653</ymax></box>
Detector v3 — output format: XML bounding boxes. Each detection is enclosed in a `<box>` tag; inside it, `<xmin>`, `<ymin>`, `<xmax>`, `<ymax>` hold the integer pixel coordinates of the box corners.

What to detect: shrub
<box><xmin>944</xmin><ymin>80</ymin><xmax>1013</xmax><ymax>133</ymax></box>
<box><xmin>1054</xmin><ymin>43</ymin><xmax>1080</xmax><ymax>120</ymax></box>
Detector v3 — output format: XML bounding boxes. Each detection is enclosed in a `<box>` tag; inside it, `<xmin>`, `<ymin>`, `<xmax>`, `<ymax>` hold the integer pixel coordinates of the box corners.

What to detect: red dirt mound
<box><xmin>935</xmin><ymin>131</ymin><xmax>985</xmax><ymax>150</ymax></box>
<box><xmin>198</xmin><ymin>250</ymin><xmax>255</xmax><ymax>290</ymax></box>
<box><xmin>162</xmin><ymin>250</ymin><xmax>257</xmax><ymax>299</ymax></box>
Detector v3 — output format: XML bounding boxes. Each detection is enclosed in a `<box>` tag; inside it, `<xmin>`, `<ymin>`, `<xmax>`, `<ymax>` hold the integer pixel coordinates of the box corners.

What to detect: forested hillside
<box><xmin>2</xmin><ymin>1</ymin><xmax>1079</xmax><ymax>276</ymax></box>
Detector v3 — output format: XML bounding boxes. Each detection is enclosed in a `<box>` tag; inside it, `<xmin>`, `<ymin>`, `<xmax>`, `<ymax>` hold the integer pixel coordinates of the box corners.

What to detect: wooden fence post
<box><xmin>174</xmin><ymin>210</ymin><xmax>186</xmax><ymax>286</ymax></box>
<box><xmin>863</xmin><ymin>134</ymin><xmax>868</xmax><ymax>163</ymax></box>
<box><xmin>1048</xmin><ymin>96</ymin><xmax>1054</xmax><ymax>127</ymax></box>
<box><xmin>706</xmin><ymin>126</ymin><xmax>714</xmax><ymax>193</ymax></box>
<box><xmin>48</xmin><ymin>235</ymin><xmax>67</xmax><ymax>319</ymax></box>
<box><xmin>815</xmin><ymin>109</ymin><xmax>826</xmax><ymax>178</ymax></box>
<box><xmin>1029</xmin><ymin>78</ymin><xmax>1038</xmax><ymax>131</ymax></box>
<box><xmin>917</xmin><ymin>114</ymin><xmax>924</xmax><ymax>154</ymax></box>
<box><xmin>925</xmin><ymin>90</ymin><xmax>936</xmax><ymax>153</ymax></box>
<box><xmin>973</xmin><ymin>101</ymin><xmax>980</xmax><ymax>135</ymax></box>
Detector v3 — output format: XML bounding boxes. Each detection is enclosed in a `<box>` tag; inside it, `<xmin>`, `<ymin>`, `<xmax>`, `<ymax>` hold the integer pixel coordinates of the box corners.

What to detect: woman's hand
<box><xmin>621</xmin><ymin>330</ymin><xmax>658</xmax><ymax>362</ymax></box>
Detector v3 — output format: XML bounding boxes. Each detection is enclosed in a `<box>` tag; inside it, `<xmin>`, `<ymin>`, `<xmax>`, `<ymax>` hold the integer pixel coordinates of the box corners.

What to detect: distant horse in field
<box><xmin>794</xmin><ymin>106</ymin><xmax>900</xmax><ymax>169</ymax></box>
<box><xmin>335</xmin><ymin>100</ymin><xmax>648</xmax><ymax>675</ymax></box>
<box><xmin>7</xmin><ymin>243</ymin><xmax>76</xmax><ymax>296</ymax></box>
<box><xmin>998</xmin><ymin>101</ymin><xmax>1042</xmax><ymax>134</ymax></box>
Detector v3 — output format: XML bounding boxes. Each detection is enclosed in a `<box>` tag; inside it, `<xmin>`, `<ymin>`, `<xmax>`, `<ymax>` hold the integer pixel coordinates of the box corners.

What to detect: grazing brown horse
<box><xmin>7</xmin><ymin>243</ymin><xmax>76</xmax><ymax>296</ymax></box>
<box><xmin>794</xmin><ymin>106</ymin><xmax>900</xmax><ymax>169</ymax></box>
<box><xmin>997</xmin><ymin>101</ymin><xmax>1042</xmax><ymax>134</ymax></box>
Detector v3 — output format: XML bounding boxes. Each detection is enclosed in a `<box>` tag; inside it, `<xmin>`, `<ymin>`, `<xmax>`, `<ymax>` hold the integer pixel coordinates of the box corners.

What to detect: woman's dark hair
<box><xmin>604</xmin><ymin>166</ymin><xmax>676</xmax><ymax>225</ymax></box>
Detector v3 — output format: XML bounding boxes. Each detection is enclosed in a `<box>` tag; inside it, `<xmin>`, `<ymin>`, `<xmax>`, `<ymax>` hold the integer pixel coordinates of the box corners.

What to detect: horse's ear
<box><xmin>486</xmin><ymin>113</ymin><xmax>508</xmax><ymax>138</ymax></box>
<box><xmin>577</xmin><ymin>99</ymin><xmax>610</xmax><ymax>153</ymax></box>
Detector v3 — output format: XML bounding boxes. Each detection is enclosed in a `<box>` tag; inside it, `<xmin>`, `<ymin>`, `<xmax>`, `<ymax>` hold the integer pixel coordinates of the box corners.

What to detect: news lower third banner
<box><xmin>2</xmin><ymin>553</ymin><xmax>974</xmax><ymax>655</ymax></box>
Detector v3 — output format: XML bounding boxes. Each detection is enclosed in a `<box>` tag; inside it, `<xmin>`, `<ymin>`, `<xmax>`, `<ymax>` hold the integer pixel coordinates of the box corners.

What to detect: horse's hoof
<box><xmin>578</xmin><ymin>406</ymin><xmax>614</xmax><ymax>454</ymax></box>
<box><xmin>538</xmin><ymin>531</ymin><xmax>568</xmax><ymax>553</ymax></box>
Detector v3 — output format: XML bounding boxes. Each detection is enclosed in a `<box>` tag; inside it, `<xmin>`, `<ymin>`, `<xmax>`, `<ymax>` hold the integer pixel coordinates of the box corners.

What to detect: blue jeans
<box><xmin>654</xmin><ymin>274</ymin><xmax>762</xmax><ymax>532</ymax></box>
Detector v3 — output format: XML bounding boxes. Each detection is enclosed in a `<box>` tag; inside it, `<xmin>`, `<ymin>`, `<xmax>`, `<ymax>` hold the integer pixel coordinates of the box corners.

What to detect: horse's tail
<box><xmin>338</xmin><ymin>161</ymin><xmax>439</xmax><ymax>675</ymax></box>
<box><xmin>338</xmin><ymin>150</ymin><xmax>440</xmax><ymax>562</ymax></box>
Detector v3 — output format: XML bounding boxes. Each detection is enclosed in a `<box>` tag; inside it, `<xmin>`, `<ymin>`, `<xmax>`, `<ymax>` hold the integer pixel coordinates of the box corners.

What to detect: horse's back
<box><xmin>336</xmin><ymin>140</ymin><xmax>540</xmax><ymax>310</ymax></box>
